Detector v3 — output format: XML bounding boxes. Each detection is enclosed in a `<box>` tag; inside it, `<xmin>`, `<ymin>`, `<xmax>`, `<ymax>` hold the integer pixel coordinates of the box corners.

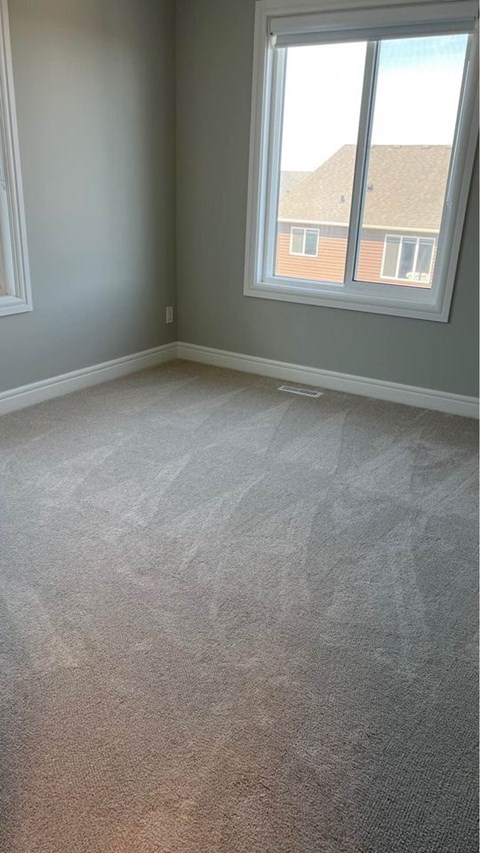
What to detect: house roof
<box><xmin>279</xmin><ymin>171</ymin><xmax>310</xmax><ymax>199</ymax></box>
<box><xmin>279</xmin><ymin>145</ymin><xmax>452</xmax><ymax>231</ymax></box>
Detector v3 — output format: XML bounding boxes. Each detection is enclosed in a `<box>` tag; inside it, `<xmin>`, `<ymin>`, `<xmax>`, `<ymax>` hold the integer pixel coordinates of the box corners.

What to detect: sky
<box><xmin>280</xmin><ymin>35</ymin><xmax>468</xmax><ymax>172</ymax></box>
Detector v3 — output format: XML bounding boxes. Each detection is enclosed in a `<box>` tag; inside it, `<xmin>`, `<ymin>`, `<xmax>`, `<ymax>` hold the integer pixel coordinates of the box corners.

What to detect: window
<box><xmin>244</xmin><ymin>0</ymin><xmax>478</xmax><ymax>321</ymax></box>
<box><xmin>0</xmin><ymin>2</ymin><xmax>32</xmax><ymax>317</ymax></box>
<box><xmin>381</xmin><ymin>235</ymin><xmax>435</xmax><ymax>284</ymax></box>
<box><xmin>290</xmin><ymin>227</ymin><xmax>319</xmax><ymax>256</ymax></box>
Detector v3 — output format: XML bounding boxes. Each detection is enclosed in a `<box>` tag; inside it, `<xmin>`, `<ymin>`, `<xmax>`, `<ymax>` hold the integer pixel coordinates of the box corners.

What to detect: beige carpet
<box><xmin>0</xmin><ymin>360</ymin><xmax>478</xmax><ymax>852</ymax></box>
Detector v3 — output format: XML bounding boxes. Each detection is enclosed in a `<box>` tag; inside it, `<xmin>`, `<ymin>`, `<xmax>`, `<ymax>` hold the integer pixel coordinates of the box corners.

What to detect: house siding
<box><xmin>275</xmin><ymin>223</ymin><xmax>346</xmax><ymax>283</ymax></box>
<box><xmin>356</xmin><ymin>230</ymin><xmax>385</xmax><ymax>282</ymax></box>
<box><xmin>276</xmin><ymin>223</ymin><xmax>437</xmax><ymax>288</ymax></box>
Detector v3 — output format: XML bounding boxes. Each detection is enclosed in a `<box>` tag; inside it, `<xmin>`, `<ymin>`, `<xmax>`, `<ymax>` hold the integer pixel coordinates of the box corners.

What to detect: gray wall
<box><xmin>1</xmin><ymin>0</ymin><xmax>477</xmax><ymax>398</ymax></box>
<box><xmin>0</xmin><ymin>0</ymin><xmax>176</xmax><ymax>393</ymax></box>
<box><xmin>176</xmin><ymin>0</ymin><xmax>479</xmax><ymax>397</ymax></box>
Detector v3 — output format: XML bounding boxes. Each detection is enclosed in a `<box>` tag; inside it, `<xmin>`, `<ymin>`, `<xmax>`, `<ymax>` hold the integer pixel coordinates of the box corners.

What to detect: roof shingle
<box><xmin>279</xmin><ymin>145</ymin><xmax>451</xmax><ymax>231</ymax></box>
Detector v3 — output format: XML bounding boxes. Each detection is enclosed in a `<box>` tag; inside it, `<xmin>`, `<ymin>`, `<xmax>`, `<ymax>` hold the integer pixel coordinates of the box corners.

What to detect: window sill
<box><xmin>244</xmin><ymin>279</ymin><xmax>449</xmax><ymax>322</ymax></box>
<box><xmin>0</xmin><ymin>295</ymin><xmax>33</xmax><ymax>317</ymax></box>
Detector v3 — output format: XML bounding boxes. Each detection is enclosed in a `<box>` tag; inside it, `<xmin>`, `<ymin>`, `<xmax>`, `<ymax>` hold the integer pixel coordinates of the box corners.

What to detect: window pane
<box><xmin>382</xmin><ymin>235</ymin><xmax>400</xmax><ymax>277</ymax></box>
<box><xmin>417</xmin><ymin>239</ymin><xmax>434</xmax><ymax>277</ymax></box>
<box><xmin>304</xmin><ymin>230</ymin><xmax>318</xmax><ymax>256</ymax></box>
<box><xmin>398</xmin><ymin>238</ymin><xmax>416</xmax><ymax>279</ymax></box>
<box><xmin>275</xmin><ymin>41</ymin><xmax>367</xmax><ymax>282</ymax></box>
<box><xmin>355</xmin><ymin>34</ymin><xmax>468</xmax><ymax>289</ymax></box>
<box><xmin>290</xmin><ymin>228</ymin><xmax>304</xmax><ymax>254</ymax></box>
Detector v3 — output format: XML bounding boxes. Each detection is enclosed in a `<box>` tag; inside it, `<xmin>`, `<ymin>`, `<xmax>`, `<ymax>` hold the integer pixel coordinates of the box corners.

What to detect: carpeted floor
<box><xmin>0</xmin><ymin>360</ymin><xmax>478</xmax><ymax>853</ymax></box>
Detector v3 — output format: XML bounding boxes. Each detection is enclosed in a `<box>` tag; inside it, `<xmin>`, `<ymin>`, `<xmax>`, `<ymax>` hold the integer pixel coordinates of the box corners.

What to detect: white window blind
<box><xmin>270</xmin><ymin>2</ymin><xmax>478</xmax><ymax>46</ymax></box>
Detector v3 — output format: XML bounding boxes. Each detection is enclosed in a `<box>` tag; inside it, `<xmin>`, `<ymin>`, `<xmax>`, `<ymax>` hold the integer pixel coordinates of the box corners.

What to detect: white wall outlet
<box><xmin>165</xmin><ymin>306</ymin><xmax>174</xmax><ymax>324</ymax></box>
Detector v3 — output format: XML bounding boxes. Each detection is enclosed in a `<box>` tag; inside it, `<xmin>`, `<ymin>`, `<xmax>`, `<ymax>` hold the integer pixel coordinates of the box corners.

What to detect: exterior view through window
<box><xmin>245</xmin><ymin>2</ymin><xmax>478</xmax><ymax>321</ymax></box>
<box><xmin>275</xmin><ymin>35</ymin><xmax>467</xmax><ymax>288</ymax></box>
<box><xmin>277</xmin><ymin>41</ymin><xmax>366</xmax><ymax>282</ymax></box>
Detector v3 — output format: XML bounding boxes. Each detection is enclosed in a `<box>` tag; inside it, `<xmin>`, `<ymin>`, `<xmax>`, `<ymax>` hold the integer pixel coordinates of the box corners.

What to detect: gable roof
<box><xmin>279</xmin><ymin>145</ymin><xmax>452</xmax><ymax>231</ymax></box>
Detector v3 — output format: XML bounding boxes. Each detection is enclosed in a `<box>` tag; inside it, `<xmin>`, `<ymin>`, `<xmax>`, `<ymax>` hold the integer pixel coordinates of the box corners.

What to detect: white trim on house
<box><xmin>176</xmin><ymin>342</ymin><xmax>479</xmax><ymax>419</ymax></box>
<box><xmin>0</xmin><ymin>342</ymin><xmax>477</xmax><ymax>417</ymax></box>
<box><xmin>278</xmin><ymin>218</ymin><xmax>440</xmax><ymax>234</ymax></box>
<box><xmin>0</xmin><ymin>343</ymin><xmax>177</xmax><ymax>415</ymax></box>
<box><xmin>0</xmin><ymin>0</ymin><xmax>32</xmax><ymax>316</ymax></box>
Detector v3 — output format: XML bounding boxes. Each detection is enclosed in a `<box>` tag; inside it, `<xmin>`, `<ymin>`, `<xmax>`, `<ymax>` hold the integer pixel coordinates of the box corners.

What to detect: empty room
<box><xmin>0</xmin><ymin>0</ymin><xmax>478</xmax><ymax>851</ymax></box>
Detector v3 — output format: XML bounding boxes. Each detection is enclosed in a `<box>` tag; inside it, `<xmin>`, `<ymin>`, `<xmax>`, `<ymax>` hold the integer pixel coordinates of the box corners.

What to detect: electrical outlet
<box><xmin>165</xmin><ymin>306</ymin><xmax>174</xmax><ymax>324</ymax></box>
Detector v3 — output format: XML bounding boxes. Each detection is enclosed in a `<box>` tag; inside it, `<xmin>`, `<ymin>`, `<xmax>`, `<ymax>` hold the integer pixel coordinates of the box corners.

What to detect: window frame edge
<box><xmin>0</xmin><ymin>0</ymin><xmax>33</xmax><ymax>318</ymax></box>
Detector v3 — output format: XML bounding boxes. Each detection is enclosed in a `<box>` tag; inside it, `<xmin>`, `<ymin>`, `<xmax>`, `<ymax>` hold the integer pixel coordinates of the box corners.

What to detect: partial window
<box><xmin>278</xmin><ymin>41</ymin><xmax>366</xmax><ymax>280</ymax></box>
<box><xmin>244</xmin><ymin>1</ymin><xmax>478</xmax><ymax>321</ymax></box>
<box><xmin>381</xmin><ymin>235</ymin><xmax>435</xmax><ymax>285</ymax></box>
<box><xmin>355</xmin><ymin>35</ymin><xmax>464</xmax><ymax>289</ymax></box>
<box><xmin>290</xmin><ymin>227</ymin><xmax>319</xmax><ymax>256</ymax></box>
<box><xmin>0</xmin><ymin>3</ymin><xmax>32</xmax><ymax>317</ymax></box>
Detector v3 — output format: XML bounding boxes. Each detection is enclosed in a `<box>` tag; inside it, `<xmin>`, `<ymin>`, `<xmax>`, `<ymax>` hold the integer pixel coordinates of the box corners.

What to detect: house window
<box><xmin>381</xmin><ymin>235</ymin><xmax>435</xmax><ymax>284</ymax></box>
<box><xmin>244</xmin><ymin>1</ymin><xmax>478</xmax><ymax>321</ymax></box>
<box><xmin>0</xmin><ymin>3</ymin><xmax>32</xmax><ymax>317</ymax></box>
<box><xmin>290</xmin><ymin>227</ymin><xmax>319</xmax><ymax>256</ymax></box>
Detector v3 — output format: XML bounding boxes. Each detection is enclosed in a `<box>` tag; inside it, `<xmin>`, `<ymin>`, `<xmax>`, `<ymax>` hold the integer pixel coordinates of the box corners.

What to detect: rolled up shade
<box><xmin>270</xmin><ymin>1</ymin><xmax>478</xmax><ymax>47</ymax></box>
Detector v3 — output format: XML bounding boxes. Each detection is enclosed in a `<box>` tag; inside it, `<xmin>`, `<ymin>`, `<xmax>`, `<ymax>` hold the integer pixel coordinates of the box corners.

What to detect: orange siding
<box><xmin>275</xmin><ymin>223</ymin><xmax>347</xmax><ymax>282</ymax></box>
<box><xmin>275</xmin><ymin>226</ymin><xmax>346</xmax><ymax>283</ymax></box>
<box><xmin>275</xmin><ymin>224</ymin><xmax>436</xmax><ymax>289</ymax></box>
<box><xmin>356</xmin><ymin>237</ymin><xmax>384</xmax><ymax>282</ymax></box>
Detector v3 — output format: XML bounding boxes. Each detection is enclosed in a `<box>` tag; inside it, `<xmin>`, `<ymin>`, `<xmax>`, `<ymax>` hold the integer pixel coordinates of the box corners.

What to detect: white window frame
<box><xmin>380</xmin><ymin>234</ymin><xmax>436</xmax><ymax>283</ymax></box>
<box><xmin>244</xmin><ymin>0</ymin><xmax>479</xmax><ymax>322</ymax></box>
<box><xmin>0</xmin><ymin>0</ymin><xmax>32</xmax><ymax>317</ymax></box>
<box><xmin>290</xmin><ymin>227</ymin><xmax>319</xmax><ymax>256</ymax></box>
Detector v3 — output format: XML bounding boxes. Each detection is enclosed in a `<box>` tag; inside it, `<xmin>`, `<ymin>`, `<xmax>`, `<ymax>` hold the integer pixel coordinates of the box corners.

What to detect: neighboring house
<box><xmin>277</xmin><ymin>145</ymin><xmax>451</xmax><ymax>287</ymax></box>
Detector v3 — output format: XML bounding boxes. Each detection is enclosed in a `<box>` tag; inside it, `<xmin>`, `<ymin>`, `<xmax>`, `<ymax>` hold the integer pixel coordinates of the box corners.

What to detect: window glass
<box><xmin>355</xmin><ymin>34</ymin><xmax>468</xmax><ymax>288</ymax></box>
<box><xmin>304</xmin><ymin>230</ymin><xmax>318</xmax><ymax>256</ymax></box>
<box><xmin>417</xmin><ymin>239</ymin><xmax>434</xmax><ymax>276</ymax></box>
<box><xmin>290</xmin><ymin>228</ymin><xmax>304</xmax><ymax>253</ymax></box>
<box><xmin>398</xmin><ymin>238</ymin><xmax>416</xmax><ymax>279</ymax></box>
<box><xmin>382</xmin><ymin>235</ymin><xmax>400</xmax><ymax>277</ymax></box>
<box><xmin>275</xmin><ymin>42</ymin><xmax>367</xmax><ymax>281</ymax></box>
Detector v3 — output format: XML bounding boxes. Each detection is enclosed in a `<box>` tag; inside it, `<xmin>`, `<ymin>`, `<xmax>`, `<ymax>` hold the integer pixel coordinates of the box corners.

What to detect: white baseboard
<box><xmin>1</xmin><ymin>340</ymin><xmax>477</xmax><ymax>419</ymax></box>
<box><xmin>0</xmin><ymin>343</ymin><xmax>177</xmax><ymax>416</ymax></box>
<box><xmin>177</xmin><ymin>342</ymin><xmax>479</xmax><ymax>419</ymax></box>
